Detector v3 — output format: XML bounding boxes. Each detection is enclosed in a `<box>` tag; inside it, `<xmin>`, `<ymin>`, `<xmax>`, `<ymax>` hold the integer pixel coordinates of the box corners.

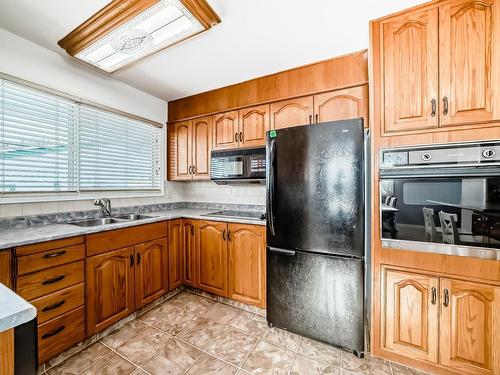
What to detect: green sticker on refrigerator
<box><xmin>269</xmin><ymin>130</ymin><xmax>277</xmax><ymax>138</ymax></box>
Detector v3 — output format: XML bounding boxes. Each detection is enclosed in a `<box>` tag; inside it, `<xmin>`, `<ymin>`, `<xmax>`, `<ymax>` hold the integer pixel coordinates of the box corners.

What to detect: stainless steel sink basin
<box><xmin>67</xmin><ymin>218</ymin><xmax>125</xmax><ymax>227</ymax></box>
<box><xmin>112</xmin><ymin>214</ymin><xmax>156</xmax><ymax>221</ymax></box>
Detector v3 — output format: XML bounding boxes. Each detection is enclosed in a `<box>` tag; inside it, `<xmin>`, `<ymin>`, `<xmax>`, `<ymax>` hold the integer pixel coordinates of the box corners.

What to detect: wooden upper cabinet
<box><xmin>439</xmin><ymin>0</ymin><xmax>500</xmax><ymax>127</ymax></box>
<box><xmin>168</xmin><ymin>220</ymin><xmax>183</xmax><ymax>291</ymax></box>
<box><xmin>182</xmin><ymin>219</ymin><xmax>197</xmax><ymax>288</ymax></box>
<box><xmin>228</xmin><ymin>223</ymin><xmax>266</xmax><ymax>308</ymax></box>
<box><xmin>439</xmin><ymin>278</ymin><xmax>499</xmax><ymax>375</ymax></box>
<box><xmin>135</xmin><ymin>238</ymin><xmax>169</xmax><ymax>309</ymax></box>
<box><xmin>196</xmin><ymin>220</ymin><xmax>228</xmax><ymax>297</ymax></box>
<box><xmin>314</xmin><ymin>86</ymin><xmax>369</xmax><ymax>126</ymax></box>
<box><xmin>213</xmin><ymin>111</ymin><xmax>239</xmax><ymax>150</ymax></box>
<box><xmin>192</xmin><ymin>116</ymin><xmax>212</xmax><ymax>179</ymax></box>
<box><xmin>381</xmin><ymin>5</ymin><xmax>439</xmax><ymax>133</ymax></box>
<box><xmin>86</xmin><ymin>247</ymin><xmax>135</xmax><ymax>335</ymax></box>
<box><xmin>382</xmin><ymin>268</ymin><xmax>439</xmax><ymax>363</ymax></box>
<box><xmin>169</xmin><ymin>121</ymin><xmax>192</xmax><ymax>181</ymax></box>
<box><xmin>238</xmin><ymin>104</ymin><xmax>270</xmax><ymax>147</ymax></box>
<box><xmin>271</xmin><ymin>96</ymin><xmax>314</xmax><ymax>130</ymax></box>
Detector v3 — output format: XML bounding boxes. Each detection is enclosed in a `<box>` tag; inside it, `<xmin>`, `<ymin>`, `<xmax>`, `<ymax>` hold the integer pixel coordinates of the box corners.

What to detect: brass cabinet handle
<box><xmin>228</xmin><ymin>231</ymin><xmax>231</xmax><ymax>241</ymax></box>
<box><xmin>130</xmin><ymin>254</ymin><xmax>134</xmax><ymax>267</ymax></box>
<box><xmin>235</xmin><ymin>133</ymin><xmax>238</xmax><ymax>142</ymax></box>
<box><xmin>137</xmin><ymin>253</ymin><xmax>141</xmax><ymax>265</ymax></box>
<box><xmin>443</xmin><ymin>97</ymin><xmax>449</xmax><ymax>116</ymax></box>
<box><xmin>431</xmin><ymin>287</ymin><xmax>437</xmax><ymax>305</ymax></box>
<box><xmin>42</xmin><ymin>250</ymin><xmax>66</xmax><ymax>259</ymax></box>
<box><xmin>222</xmin><ymin>230</ymin><xmax>226</xmax><ymax>240</ymax></box>
<box><xmin>192</xmin><ymin>165</ymin><xmax>196</xmax><ymax>175</ymax></box>
<box><xmin>315</xmin><ymin>114</ymin><xmax>319</xmax><ymax>123</ymax></box>
<box><xmin>443</xmin><ymin>288</ymin><xmax>450</xmax><ymax>307</ymax></box>
<box><xmin>431</xmin><ymin>99</ymin><xmax>436</xmax><ymax>117</ymax></box>
<box><xmin>42</xmin><ymin>300</ymin><xmax>66</xmax><ymax>312</ymax></box>
<box><xmin>42</xmin><ymin>275</ymin><xmax>65</xmax><ymax>285</ymax></box>
<box><xmin>309</xmin><ymin>115</ymin><xmax>313</xmax><ymax>124</ymax></box>
<box><xmin>239</xmin><ymin>132</ymin><xmax>243</xmax><ymax>142</ymax></box>
<box><xmin>191</xmin><ymin>225</ymin><xmax>194</xmax><ymax>236</ymax></box>
<box><xmin>42</xmin><ymin>325</ymin><xmax>65</xmax><ymax>339</ymax></box>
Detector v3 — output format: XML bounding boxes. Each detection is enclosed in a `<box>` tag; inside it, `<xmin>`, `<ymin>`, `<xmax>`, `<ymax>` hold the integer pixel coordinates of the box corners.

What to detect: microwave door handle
<box><xmin>267</xmin><ymin>139</ymin><xmax>276</xmax><ymax>236</ymax></box>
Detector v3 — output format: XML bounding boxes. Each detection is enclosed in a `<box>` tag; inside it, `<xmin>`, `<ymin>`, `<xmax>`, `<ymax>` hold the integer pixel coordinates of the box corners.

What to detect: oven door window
<box><xmin>380</xmin><ymin>177</ymin><xmax>500</xmax><ymax>249</ymax></box>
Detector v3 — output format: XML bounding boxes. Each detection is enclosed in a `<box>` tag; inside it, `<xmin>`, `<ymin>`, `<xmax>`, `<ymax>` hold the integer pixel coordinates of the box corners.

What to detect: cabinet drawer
<box><xmin>31</xmin><ymin>283</ymin><xmax>84</xmax><ymax>324</ymax></box>
<box><xmin>17</xmin><ymin>244</ymin><xmax>85</xmax><ymax>276</ymax></box>
<box><xmin>16</xmin><ymin>236</ymin><xmax>84</xmax><ymax>256</ymax></box>
<box><xmin>38</xmin><ymin>306</ymin><xmax>85</xmax><ymax>364</ymax></box>
<box><xmin>17</xmin><ymin>261</ymin><xmax>84</xmax><ymax>301</ymax></box>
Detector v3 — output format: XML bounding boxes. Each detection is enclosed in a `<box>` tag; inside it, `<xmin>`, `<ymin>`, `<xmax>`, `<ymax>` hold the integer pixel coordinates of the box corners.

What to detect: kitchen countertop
<box><xmin>0</xmin><ymin>209</ymin><xmax>266</xmax><ymax>250</ymax></box>
<box><xmin>0</xmin><ymin>283</ymin><xmax>36</xmax><ymax>332</ymax></box>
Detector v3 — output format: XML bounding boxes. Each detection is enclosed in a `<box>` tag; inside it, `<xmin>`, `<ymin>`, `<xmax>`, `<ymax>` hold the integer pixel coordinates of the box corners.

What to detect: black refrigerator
<box><xmin>266</xmin><ymin>118</ymin><xmax>367</xmax><ymax>357</ymax></box>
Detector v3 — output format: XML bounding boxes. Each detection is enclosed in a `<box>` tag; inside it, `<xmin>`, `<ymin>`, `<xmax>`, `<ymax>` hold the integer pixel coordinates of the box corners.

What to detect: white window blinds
<box><xmin>0</xmin><ymin>80</ymin><xmax>78</xmax><ymax>193</ymax></box>
<box><xmin>0</xmin><ymin>77</ymin><xmax>162</xmax><ymax>196</ymax></box>
<box><xmin>79</xmin><ymin>105</ymin><xmax>161</xmax><ymax>191</ymax></box>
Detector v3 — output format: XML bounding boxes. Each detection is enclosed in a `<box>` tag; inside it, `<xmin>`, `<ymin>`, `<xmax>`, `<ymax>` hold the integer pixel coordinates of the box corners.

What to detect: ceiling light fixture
<box><xmin>58</xmin><ymin>0</ymin><xmax>220</xmax><ymax>73</ymax></box>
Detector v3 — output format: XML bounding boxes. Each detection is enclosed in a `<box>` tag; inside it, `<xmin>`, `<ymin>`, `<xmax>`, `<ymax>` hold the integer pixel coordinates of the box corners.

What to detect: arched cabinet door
<box><xmin>439</xmin><ymin>278</ymin><xmax>499</xmax><ymax>375</ymax></box>
<box><xmin>169</xmin><ymin>121</ymin><xmax>193</xmax><ymax>180</ymax></box>
<box><xmin>381</xmin><ymin>5</ymin><xmax>439</xmax><ymax>133</ymax></box>
<box><xmin>382</xmin><ymin>267</ymin><xmax>439</xmax><ymax>363</ymax></box>
<box><xmin>192</xmin><ymin>116</ymin><xmax>212</xmax><ymax>179</ymax></box>
<box><xmin>239</xmin><ymin>104</ymin><xmax>270</xmax><ymax>147</ymax></box>
<box><xmin>182</xmin><ymin>219</ymin><xmax>197</xmax><ymax>287</ymax></box>
<box><xmin>313</xmin><ymin>86</ymin><xmax>368</xmax><ymax>126</ymax></box>
<box><xmin>213</xmin><ymin>111</ymin><xmax>239</xmax><ymax>150</ymax></box>
<box><xmin>270</xmin><ymin>96</ymin><xmax>314</xmax><ymax>130</ymax></box>
<box><xmin>86</xmin><ymin>247</ymin><xmax>135</xmax><ymax>335</ymax></box>
<box><xmin>168</xmin><ymin>220</ymin><xmax>183</xmax><ymax>291</ymax></box>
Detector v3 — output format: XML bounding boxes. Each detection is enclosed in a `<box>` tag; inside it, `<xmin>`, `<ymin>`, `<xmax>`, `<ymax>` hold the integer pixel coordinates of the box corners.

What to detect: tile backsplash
<box><xmin>0</xmin><ymin>180</ymin><xmax>265</xmax><ymax>219</ymax></box>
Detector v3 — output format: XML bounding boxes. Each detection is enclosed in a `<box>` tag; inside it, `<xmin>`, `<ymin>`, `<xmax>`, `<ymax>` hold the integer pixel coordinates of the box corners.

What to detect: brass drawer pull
<box><xmin>443</xmin><ymin>288</ymin><xmax>450</xmax><ymax>307</ymax></box>
<box><xmin>42</xmin><ymin>250</ymin><xmax>66</xmax><ymax>259</ymax></box>
<box><xmin>431</xmin><ymin>99</ymin><xmax>436</xmax><ymax>117</ymax></box>
<box><xmin>42</xmin><ymin>275</ymin><xmax>65</xmax><ymax>285</ymax></box>
<box><xmin>42</xmin><ymin>325</ymin><xmax>65</xmax><ymax>339</ymax></box>
<box><xmin>431</xmin><ymin>287</ymin><xmax>437</xmax><ymax>305</ymax></box>
<box><xmin>442</xmin><ymin>97</ymin><xmax>449</xmax><ymax>116</ymax></box>
<box><xmin>42</xmin><ymin>300</ymin><xmax>66</xmax><ymax>312</ymax></box>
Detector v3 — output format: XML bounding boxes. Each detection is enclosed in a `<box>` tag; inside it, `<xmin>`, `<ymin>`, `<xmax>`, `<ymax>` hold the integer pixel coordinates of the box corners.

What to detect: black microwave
<box><xmin>210</xmin><ymin>147</ymin><xmax>266</xmax><ymax>184</ymax></box>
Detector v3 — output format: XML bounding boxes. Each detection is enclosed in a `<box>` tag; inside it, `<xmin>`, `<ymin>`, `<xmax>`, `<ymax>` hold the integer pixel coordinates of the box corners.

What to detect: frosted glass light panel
<box><xmin>75</xmin><ymin>0</ymin><xmax>204</xmax><ymax>73</ymax></box>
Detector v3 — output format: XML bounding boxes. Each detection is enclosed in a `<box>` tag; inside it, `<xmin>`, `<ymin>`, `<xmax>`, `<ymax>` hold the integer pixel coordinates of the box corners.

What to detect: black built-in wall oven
<box><xmin>380</xmin><ymin>140</ymin><xmax>500</xmax><ymax>260</ymax></box>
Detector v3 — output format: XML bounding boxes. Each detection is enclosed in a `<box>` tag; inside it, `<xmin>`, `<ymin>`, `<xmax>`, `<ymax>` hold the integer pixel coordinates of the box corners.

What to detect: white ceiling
<box><xmin>0</xmin><ymin>0</ymin><xmax>423</xmax><ymax>102</ymax></box>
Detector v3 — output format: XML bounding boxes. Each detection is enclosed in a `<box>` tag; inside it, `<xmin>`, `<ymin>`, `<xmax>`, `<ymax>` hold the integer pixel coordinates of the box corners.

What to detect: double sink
<box><xmin>67</xmin><ymin>214</ymin><xmax>156</xmax><ymax>227</ymax></box>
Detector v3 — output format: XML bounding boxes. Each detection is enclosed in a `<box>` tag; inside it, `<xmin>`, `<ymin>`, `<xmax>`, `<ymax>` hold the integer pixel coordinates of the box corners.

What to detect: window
<box><xmin>0</xmin><ymin>76</ymin><xmax>162</xmax><ymax>198</ymax></box>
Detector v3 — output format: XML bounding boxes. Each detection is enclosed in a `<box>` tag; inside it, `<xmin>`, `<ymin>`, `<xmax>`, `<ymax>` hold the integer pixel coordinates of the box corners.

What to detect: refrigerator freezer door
<box><xmin>266</xmin><ymin>119</ymin><xmax>364</xmax><ymax>257</ymax></box>
<box><xmin>267</xmin><ymin>247</ymin><xmax>364</xmax><ymax>354</ymax></box>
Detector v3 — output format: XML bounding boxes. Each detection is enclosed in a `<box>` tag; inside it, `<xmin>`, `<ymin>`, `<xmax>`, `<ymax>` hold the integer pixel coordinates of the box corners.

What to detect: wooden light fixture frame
<box><xmin>58</xmin><ymin>0</ymin><xmax>220</xmax><ymax>69</ymax></box>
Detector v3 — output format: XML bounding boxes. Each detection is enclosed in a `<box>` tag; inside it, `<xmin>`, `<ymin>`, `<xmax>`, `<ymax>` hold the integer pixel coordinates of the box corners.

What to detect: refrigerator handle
<box><xmin>267</xmin><ymin>138</ymin><xmax>276</xmax><ymax>236</ymax></box>
<box><xmin>268</xmin><ymin>247</ymin><xmax>296</xmax><ymax>256</ymax></box>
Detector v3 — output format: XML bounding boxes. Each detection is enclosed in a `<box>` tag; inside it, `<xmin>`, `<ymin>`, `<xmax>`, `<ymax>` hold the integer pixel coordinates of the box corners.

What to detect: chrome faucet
<box><xmin>94</xmin><ymin>198</ymin><xmax>112</xmax><ymax>217</ymax></box>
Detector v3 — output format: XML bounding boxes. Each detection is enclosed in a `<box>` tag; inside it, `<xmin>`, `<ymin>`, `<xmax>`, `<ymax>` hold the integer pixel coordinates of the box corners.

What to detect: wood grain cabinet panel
<box><xmin>213</xmin><ymin>111</ymin><xmax>239</xmax><ymax>150</ymax></box>
<box><xmin>0</xmin><ymin>329</ymin><xmax>14</xmax><ymax>375</ymax></box>
<box><xmin>196</xmin><ymin>220</ymin><xmax>228</xmax><ymax>297</ymax></box>
<box><xmin>314</xmin><ymin>86</ymin><xmax>369</xmax><ymax>126</ymax></box>
<box><xmin>271</xmin><ymin>96</ymin><xmax>314</xmax><ymax>130</ymax></box>
<box><xmin>135</xmin><ymin>238</ymin><xmax>169</xmax><ymax>308</ymax></box>
<box><xmin>192</xmin><ymin>116</ymin><xmax>212</xmax><ymax>179</ymax></box>
<box><xmin>0</xmin><ymin>250</ymin><xmax>12</xmax><ymax>289</ymax></box>
<box><xmin>86</xmin><ymin>247</ymin><xmax>135</xmax><ymax>335</ymax></box>
<box><xmin>30</xmin><ymin>283</ymin><xmax>84</xmax><ymax>324</ymax></box>
<box><xmin>228</xmin><ymin>223</ymin><xmax>266</xmax><ymax>308</ymax></box>
<box><xmin>182</xmin><ymin>219</ymin><xmax>197</xmax><ymax>287</ymax></box>
<box><xmin>439</xmin><ymin>0</ymin><xmax>500</xmax><ymax>127</ymax></box>
<box><xmin>381</xmin><ymin>5</ymin><xmax>439</xmax><ymax>133</ymax></box>
<box><xmin>170</xmin><ymin>121</ymin><xmax>193</xmax><ymax>181</ymax></box>
<box><xmin>238</xmin><ymin>104</ymin><xmax>270</xmax><ymax>147</ymax></box>
<box><xmin>382</xmin><ymin>268</ymin><xmax>439</xmax><ymax>363</ymax></box>
<box><xmin>168</xmin><ymin>220</ymin><xmax>183</xmax><ymax>291</ymax></box>
<box><xmin>439</xmin><ymin>279</ymin><xmax>500</xmax><ymax>375</ymax></box>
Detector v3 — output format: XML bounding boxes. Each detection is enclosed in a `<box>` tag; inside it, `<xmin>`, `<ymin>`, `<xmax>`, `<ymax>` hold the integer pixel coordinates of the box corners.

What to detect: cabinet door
<box><xmin>213</xmin><ymin>111</ymin><xmax>239</xmax><ymax>150</ymax></box>
<box><xmin>439</xmin><ymin>0</ymin><xmax>500</xmax><ymax>127</ymax></box>
<box><xmin>228</xmin><ymin>223</ymin><xmax>266</xmax><ymax>308</ymax></box>
<box><xmin>382</xmin><ymin>268</ymin><xmax>439</xmax><ymax>363</ymax></box>
<box><xmin>86</xmin><ymin>247</ymin><xmax>135</xmax><ymax>335</ymax></box>
<box><xmin>192</xmin><ymin>116</ymin><xmax>212</xmax><ymax>180</ymax></box>
<box><xmin>270</xmin><ymin>96</ymin><xmax>314</xmax><ymax>130</ymax></box>
<box><xmin>168</xmin><ymin>220</ymin><xmax>183</xmax><ymax>291</ymax></box>
<box><xmin>440</xmin><ymin>278</ymin><xmax>500</xmax><ymax>375</ymax></box>
<box><xmin>314</xmin><ymin>86</ymin><xmax>368</xmax><ymax>126</ymax></box>
<box><xmin>169</xmin><ymin>121</ymin><xmax>192</xmax><ymax>180</ymax></box>
<box><xmin>182</xmin><ymin>219</ymin><xmax>197</xmax><ymax>287</ymax></box>
<box><xmin>196</xmin><ymin>220</ymin><xmax>228</xmax><ymax>297</ymax></box>
<box><xmin>382</xmin><ymin>6</ymin><xmax>439</xmax><ymax>133</ymax></box>
<box><xmin>238</xmin><ymin>104</ymin><xmax>270</xmax><ymax>147</ymax></box>
<box><xmin>135</xmin><ymin>238</ymin><xmax>169</xmax><ymax>309</ymax></box>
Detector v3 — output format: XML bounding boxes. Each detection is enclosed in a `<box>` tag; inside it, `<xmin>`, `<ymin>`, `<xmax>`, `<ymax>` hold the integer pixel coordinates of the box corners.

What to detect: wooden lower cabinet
<box><xmin>86</xmin><ymin>247</ymin><xmax>135</xmax><ymax>335</ymax></box>
<box><xmin>182</xmin><ymin>219</ymin><xmax>197</xmax><ymax>287</ymax></box>
<box><xmin>135</xmin><ymin>238</ymin><xmax>169</xmax><ymax>308</ymax></box>
<box><xmin>228</xmin><ymin>223</ymin><xmax>266</xmax><ymax>308</ymax></box>
<box><xmin>0</xmin><ymin>329</ymin><xmax>14</xmax><ymax>375</ymax></box>
<box><xmin>196</xmin><ymin>220</ymin><xmax>228</xmax><ymax>297</ymax></box>
<box><xmin>382</xmin><ymin>268</ymin><xmax>439</xmax><ymax>363</ymax></box>
<box><xmin>168</xmin><ymin>220</ymin><xmax>183</xmax><ymax>291</ymax></box>
<box><xmin>439</xmin><ymin>279</ymin><xmax>500</xmax><ymax>375</ymax></box>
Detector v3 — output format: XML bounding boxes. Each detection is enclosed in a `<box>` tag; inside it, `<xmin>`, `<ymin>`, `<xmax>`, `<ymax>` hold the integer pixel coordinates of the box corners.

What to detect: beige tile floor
<box><xmin>43</xmin><ymin>291</ymin><xmax>429</xmax><ymax>375</ymax></box>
